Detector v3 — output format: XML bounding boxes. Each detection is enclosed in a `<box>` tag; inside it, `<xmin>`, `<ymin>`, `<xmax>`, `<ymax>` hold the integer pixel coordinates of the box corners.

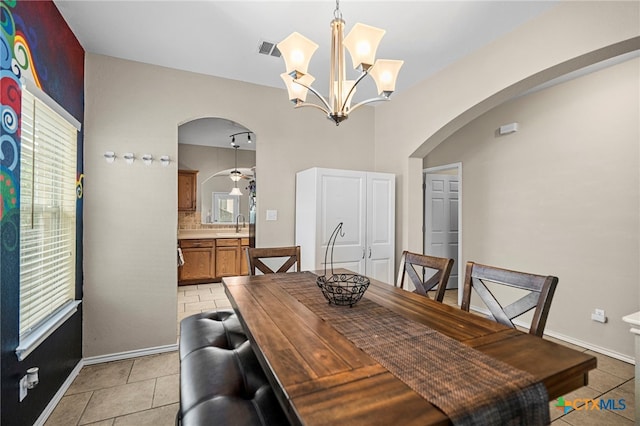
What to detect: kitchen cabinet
<box><xmin>178</xmin><ymin>239</ymin><xmax>215</xmax><ymax>284</ymax></box>
<box><xmin>215</xmin><ymin>238</ymin><xmax>251</xmax><ymax>278</ymax></box>
<box><xmin>179</xmin><ymin>237</ymin><xmax>249</xmax><ymax>284</ymax></box>
<box><xmin>178</xmin><ymin>170</ymin><xmax>198</xmax><ymax>211</ymax></box>
<box><xmin>295</xmin><ymin>167</ymin><xmax>395</xmax><ymax>284</ymax></box>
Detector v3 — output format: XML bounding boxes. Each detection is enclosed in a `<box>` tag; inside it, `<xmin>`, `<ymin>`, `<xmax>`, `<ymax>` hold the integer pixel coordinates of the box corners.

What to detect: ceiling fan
<box><xmin>212</xmin><ymin>167</ymin><xmax>255</xmax><ymax>180</ymax></box>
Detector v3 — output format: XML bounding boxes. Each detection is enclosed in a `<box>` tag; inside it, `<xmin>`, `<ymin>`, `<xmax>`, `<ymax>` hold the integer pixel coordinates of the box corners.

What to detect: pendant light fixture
<box><xmin>277</xmin><ymin>0</ymin><xmax>403</xmax><ymax>126</ymax></box>
<box><xmin>229</xmin><ymin>144</ymin><xmax>243</xmax><ymax>196</ymax></box>
<box><xmin>228</xmin><ymin>131</ymin><xmax>253</xmax><ymax>184</ymax></box>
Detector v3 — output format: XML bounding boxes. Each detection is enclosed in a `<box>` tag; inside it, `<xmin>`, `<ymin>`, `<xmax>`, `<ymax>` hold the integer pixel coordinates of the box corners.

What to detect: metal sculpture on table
<box><xmin>316</xmin><ymin>222</ymin><xmax>370</xmax><ymax>307</ymax></box>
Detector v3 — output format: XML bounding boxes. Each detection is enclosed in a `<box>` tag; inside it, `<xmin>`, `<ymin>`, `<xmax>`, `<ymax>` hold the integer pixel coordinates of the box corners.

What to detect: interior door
<box><xmin>424</xmin><ymin>173</ymin><xmax>459</xmax><ymax>288</ymax></box>
<box><xmin>366</xmin><ymin>173</ymin><xmax>395</xmax><ymax>284</ymax></box>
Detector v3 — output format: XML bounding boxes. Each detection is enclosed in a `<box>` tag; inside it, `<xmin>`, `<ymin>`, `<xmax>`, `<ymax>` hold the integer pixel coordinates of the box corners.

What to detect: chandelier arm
<box><xmin>294</xmin><ymin>79</ymin><xmax>333</xmax><ymax>113</ymax></box>
<box><xmin>348</xmin><ymin>96</ymin><xmax>390</xmax><ymax>114</ymax></box>
<box><xmin>340</xmin><ymin>70</ymin><xmax>369</xmax><ymax>112</ymax></box>
<box><xmin>295</xmin><ymin>101</ymin><xmax>330</xmax><ymax>116</ymax></box>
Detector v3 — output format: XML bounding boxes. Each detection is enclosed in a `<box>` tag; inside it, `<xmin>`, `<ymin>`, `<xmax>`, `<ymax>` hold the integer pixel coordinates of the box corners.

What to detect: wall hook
<box><xmin>123</xmin><ymin>153</ymin><xmax>135</xmax><ymax>165</ymax></box>
<box><xmin>104</xmin><ymin>151</ymin><xmax>116</xmax><ymax>163</ymax></box>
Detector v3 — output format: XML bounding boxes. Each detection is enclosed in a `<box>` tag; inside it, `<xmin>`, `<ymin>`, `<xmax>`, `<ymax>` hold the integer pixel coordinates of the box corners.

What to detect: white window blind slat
<box><xmin>19</xmin><ymin>88</ymin><xmax>78</xmax><ymax>341</ymax></box>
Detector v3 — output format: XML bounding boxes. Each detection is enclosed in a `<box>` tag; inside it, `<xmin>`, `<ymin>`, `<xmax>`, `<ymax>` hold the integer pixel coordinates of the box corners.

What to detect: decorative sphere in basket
<box><xmin>316</xmin><ymin>222</ymin><xmax>370</xmax><ymax>307</ymax></box>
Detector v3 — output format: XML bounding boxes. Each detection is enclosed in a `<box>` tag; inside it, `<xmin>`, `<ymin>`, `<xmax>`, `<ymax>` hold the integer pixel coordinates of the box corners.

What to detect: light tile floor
<box><xmin>44</xmin><ymin>286</ymin><xmax>635</xmax><ymax>425</ymax></box>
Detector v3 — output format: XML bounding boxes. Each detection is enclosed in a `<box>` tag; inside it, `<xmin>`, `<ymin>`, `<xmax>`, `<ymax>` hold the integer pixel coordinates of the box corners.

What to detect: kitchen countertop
<box><xmin>178</xmin><ymin>229</ymin><xmax>249</xmax><ymax>240</ymax></box>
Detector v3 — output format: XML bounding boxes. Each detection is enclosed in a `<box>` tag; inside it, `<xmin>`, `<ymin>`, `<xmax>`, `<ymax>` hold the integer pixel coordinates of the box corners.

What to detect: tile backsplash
<box><xmin>178</xmin><ymin>211</ymin><xmax>239</xmax><ymax>230</ymax></box>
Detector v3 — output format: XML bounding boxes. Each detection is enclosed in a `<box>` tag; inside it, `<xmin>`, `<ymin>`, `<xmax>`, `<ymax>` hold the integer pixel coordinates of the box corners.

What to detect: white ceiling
<box><xmin>53</xmin><ymin>0</ymin><xmax>558</xmax><ymax>148</ymax></box>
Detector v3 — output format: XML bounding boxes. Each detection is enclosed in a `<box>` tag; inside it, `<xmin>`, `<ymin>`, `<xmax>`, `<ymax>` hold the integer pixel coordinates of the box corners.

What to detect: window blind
<box><xmin>19</xmin><ymin>88</ymin><xmax>78</xmax><ymax>339</ymax></box>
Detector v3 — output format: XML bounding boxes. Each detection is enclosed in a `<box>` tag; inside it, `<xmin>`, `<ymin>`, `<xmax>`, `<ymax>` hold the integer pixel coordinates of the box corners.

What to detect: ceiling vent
<box><xmin>258</xmin><ymin>40</ymin><xmax>281</xmax><ymax>58</ymax></box>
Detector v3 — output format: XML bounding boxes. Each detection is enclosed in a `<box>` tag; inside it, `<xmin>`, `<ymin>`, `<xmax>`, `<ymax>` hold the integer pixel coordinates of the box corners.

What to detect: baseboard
<box><xmin>468</xmin><ymin>306</ymin><xmax>635</xmax><ymax>365</ymax></box>
<box><xmin>83</xmin><ymin>343</ymin><xmax>179</xmax><ymax>365</ymax></box>
<box><xmin>33</xmin><ymin>360</ymin><xmax>84</xmax><ymax>426</ymax></box>
<box><xmin>541</xmin><ymin>328</ymin><xmax>635</xmax><ymax>365</ymax></box>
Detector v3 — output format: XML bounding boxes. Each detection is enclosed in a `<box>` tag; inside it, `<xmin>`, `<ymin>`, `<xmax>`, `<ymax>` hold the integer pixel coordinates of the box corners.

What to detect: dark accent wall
<box><xmin>0</xmin><ymin>1</ymin><xmax>84</xmax><ymax>424</ymax></box>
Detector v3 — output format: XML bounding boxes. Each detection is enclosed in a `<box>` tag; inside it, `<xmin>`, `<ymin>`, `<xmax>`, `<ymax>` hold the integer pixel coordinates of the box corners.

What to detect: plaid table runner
<box><xmin>276</xmin><ymin>272</ymin><xmax>549</xmax><ymax>426</ymax></box>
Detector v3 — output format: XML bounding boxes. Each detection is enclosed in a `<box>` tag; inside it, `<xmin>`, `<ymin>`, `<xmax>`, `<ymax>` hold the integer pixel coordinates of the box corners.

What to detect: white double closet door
<box><xmin>295</xmin><ymin>168</ymin><xmax>395</xmax><ymax>284</ymax></box>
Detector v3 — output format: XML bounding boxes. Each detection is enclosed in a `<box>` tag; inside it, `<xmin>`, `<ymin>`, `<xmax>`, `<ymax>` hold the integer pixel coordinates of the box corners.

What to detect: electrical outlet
<box><xmin>591</xmin><ymin>308</ymin><xmax>607</xmax><ymax>323</ymax></box>
<box><xmin>19</xmin><ymin>376</ymin><xmax>27</xmax><ymax>402</ymax></box>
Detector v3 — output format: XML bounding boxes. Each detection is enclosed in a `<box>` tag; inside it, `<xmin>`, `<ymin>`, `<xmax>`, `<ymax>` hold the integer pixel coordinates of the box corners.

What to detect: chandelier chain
<box><xmin>334</xmin><ymin>0</ymin><xmax>342</xmax><ymax>20</ymax></box>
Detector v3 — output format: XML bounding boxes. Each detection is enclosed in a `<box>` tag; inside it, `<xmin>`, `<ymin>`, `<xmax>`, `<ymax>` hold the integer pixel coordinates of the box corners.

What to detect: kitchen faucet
<box><xmin>235</xmin><ymin>214</ymin><xmax>246</xmax><ymax>233</ymax></box>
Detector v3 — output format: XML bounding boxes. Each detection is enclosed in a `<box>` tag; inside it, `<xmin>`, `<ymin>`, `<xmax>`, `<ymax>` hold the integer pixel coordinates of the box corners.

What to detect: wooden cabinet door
<box><xmin>216</xmin><ymin>246</ymin><xmax>239</xmax><ymax>277</ymax></box>
<box><xmin>178</xmin><ymin>170</ymin><xmax>198</xmax><ymax>211</ymax></box>
<box><xmin>240</xmin><ymin>239</ymin><xmax>249</xmax><ymax>275</ymax></box>
<box><xmin>179</xmin><ymin>239</ymin><xmax>215</xmax><ymax>284</ymax></box>
<box><xmin>215</xmin><ymin>239</ymin><xmax>240</xmax><ymax>277</ymax></box>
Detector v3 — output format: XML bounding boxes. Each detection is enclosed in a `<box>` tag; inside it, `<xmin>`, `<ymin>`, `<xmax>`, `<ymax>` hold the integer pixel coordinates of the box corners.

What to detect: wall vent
<box><xmin>258</xmin><ymin>40</ymin><xmax>281</xmax><ymax>58</ymax></box>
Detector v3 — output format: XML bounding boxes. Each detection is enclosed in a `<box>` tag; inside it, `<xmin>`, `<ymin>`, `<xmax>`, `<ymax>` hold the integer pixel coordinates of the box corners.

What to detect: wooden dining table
<box><xmin>223</xmin><ymin>271</ymin><xmax>597</xmax><ymax>425</ymax></box>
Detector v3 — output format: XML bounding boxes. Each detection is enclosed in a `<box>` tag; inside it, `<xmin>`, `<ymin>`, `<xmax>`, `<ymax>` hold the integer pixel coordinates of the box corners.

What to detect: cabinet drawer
<box><xmin>216</xmin><ymin>238</ymin><xmax>240</xmax><ymax>247</ymax></box>
<box><xmin>180</xmin><ymin>239</ymin><xmax>215</xmax><ymax>248</ymax></box>
<box><xmin>240</xmin><ymin>238</ymin><xmax>249</xmax><ymax>246</ymax></box>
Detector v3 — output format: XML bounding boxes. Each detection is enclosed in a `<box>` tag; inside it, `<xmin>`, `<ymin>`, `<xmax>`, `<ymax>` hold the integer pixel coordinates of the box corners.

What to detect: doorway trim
<box><xmin>423</xmin><ymin>162</ymin><xmax>462</xmax><ymax>305</ymax></box>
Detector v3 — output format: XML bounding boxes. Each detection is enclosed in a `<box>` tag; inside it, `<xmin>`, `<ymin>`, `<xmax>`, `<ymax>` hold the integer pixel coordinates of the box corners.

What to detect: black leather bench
<box><xmin>177</xmin><ymin>310</ymin><xmax>288</xmax><ymax>426</ymax></box>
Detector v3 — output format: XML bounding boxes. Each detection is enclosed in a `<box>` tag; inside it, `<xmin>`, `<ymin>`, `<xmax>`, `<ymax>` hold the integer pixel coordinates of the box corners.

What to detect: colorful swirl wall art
<box><xmin>0</xmin><ymin>0</ymin><xmax>46</xmax><ymax>222</ymax></box>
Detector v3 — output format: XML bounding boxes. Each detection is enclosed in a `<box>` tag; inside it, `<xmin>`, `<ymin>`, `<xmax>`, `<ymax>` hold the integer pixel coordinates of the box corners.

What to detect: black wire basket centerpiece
<box><xmin>316</xmin><ymin>222</ymin><xmax>370</xmax><ymax>307</ymax></box>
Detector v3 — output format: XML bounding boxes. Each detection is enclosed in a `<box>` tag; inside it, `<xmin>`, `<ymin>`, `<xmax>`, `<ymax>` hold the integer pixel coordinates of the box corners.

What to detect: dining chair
<box><xmin>395</xmin><ymin>251</ymin><xmax>454</xmax><ymax>302</ymax></box>
<box><xmin>461</xmin><ymin>261</ymin><xmax>559</xmax><ymax>337</ymax></box>
<box><xmin>246</xmin><ymin>246</ymin><xmax>301</xmax><ymax>275</ymax></box>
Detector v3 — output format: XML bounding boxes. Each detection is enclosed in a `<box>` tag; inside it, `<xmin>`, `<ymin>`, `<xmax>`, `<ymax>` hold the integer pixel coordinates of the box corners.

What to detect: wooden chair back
<box><xmin>246</xmin><ymin>246</ymin><xmax>301</xmax><ymax>275</ymax></box>
<box><xmin>395</xmin><ymin>251</ymin><xmax>454</xmax><ymax>302</ymax></box>
<box><xmin>461</xmin><ymin>261</ymin><xmax>558</xmax><ymax>337</ymax></box>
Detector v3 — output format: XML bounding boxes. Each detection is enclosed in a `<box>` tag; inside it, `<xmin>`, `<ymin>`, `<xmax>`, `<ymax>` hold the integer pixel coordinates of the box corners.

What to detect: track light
<box><xmin>229</xmin><ymin>131</ymin><xmax>253</xmax><ymax>146</ymax></box>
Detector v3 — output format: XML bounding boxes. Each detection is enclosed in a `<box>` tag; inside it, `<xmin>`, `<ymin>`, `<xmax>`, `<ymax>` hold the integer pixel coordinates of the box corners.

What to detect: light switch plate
<box><xmin>266</xmin><ymin>210</ymin><xmax>277</xmax><ymax>221</ymax></box>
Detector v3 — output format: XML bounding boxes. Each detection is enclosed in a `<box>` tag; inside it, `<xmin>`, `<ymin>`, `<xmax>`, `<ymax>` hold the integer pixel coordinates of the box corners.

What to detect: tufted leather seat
<box><xmin>178</xmin><ymin>310</ymin><xmax>289</xmax><ymax>426</ymax></box>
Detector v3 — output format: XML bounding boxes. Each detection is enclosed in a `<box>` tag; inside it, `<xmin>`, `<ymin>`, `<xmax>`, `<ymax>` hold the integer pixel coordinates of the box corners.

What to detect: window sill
<box><xmin>16</xmin><ymin>300</ymin><xmax>82</xmax><ymax>361</ymax></box>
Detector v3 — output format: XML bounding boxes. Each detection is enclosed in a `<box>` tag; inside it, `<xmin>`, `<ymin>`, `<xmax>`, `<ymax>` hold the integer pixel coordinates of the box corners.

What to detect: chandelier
<box><xmin>277</xmin><ymin>0</ymin><xmax>403</xmax><ymax>126</ymax></box>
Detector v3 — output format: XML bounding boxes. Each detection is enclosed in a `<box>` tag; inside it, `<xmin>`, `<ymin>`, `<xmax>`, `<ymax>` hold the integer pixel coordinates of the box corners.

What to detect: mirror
<box><xmin>178</xmin><ymin>117</ymin><xmax>256</xmax><ymax>225</ymax></box>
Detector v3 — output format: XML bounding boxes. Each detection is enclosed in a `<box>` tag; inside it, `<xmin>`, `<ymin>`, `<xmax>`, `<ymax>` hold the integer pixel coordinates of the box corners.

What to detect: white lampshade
<box><xmin>229</xmin><ymin>186</ymin><xmax>243</xmax><ymax>196</ymax></box>
<box><xmin>277</xmin><ymin>32</ymin><xmax>318</xmax><ymax>77</ymax></box>
<box><xmin>369</xmin><ymin>59</ymin><xmax>404</xmax><ymax>96</ymax></box>
<box><xmin>281</xmin><ymin>73</ymin><xmax>315</xmax><ymax>103</ymax></box>
<box><xmin>343</xmin><ymin>23</ymin><xmax>385</xmax><ymax>71</ymax></box>
<box><xmin>230</xmin><ymin>170</ymin><xmax>242</xmax><ymax>182</ymax></box>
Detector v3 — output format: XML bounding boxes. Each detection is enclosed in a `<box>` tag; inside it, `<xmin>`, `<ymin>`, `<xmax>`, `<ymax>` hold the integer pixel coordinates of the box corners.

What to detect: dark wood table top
<box><xmin>223</xmin><ymin>271</ymin><xmax>596</xmax><ymax>425</ymax></box>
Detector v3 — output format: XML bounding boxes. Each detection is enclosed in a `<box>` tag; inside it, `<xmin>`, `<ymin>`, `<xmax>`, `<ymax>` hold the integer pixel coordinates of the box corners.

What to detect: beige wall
<box><xmin>83</xmin><ymin>55</ymin><xmax>375</xmax><ymax>357</ymax></box>
<box><xmin>426</xmin><ymin>57</ymin><xmax>639</xmax><ymax>358</ymax></box>
<box><xmin>374</xmin><ymin>1</ymin><xmax>639</xmax><ymax>257</ymax></box>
